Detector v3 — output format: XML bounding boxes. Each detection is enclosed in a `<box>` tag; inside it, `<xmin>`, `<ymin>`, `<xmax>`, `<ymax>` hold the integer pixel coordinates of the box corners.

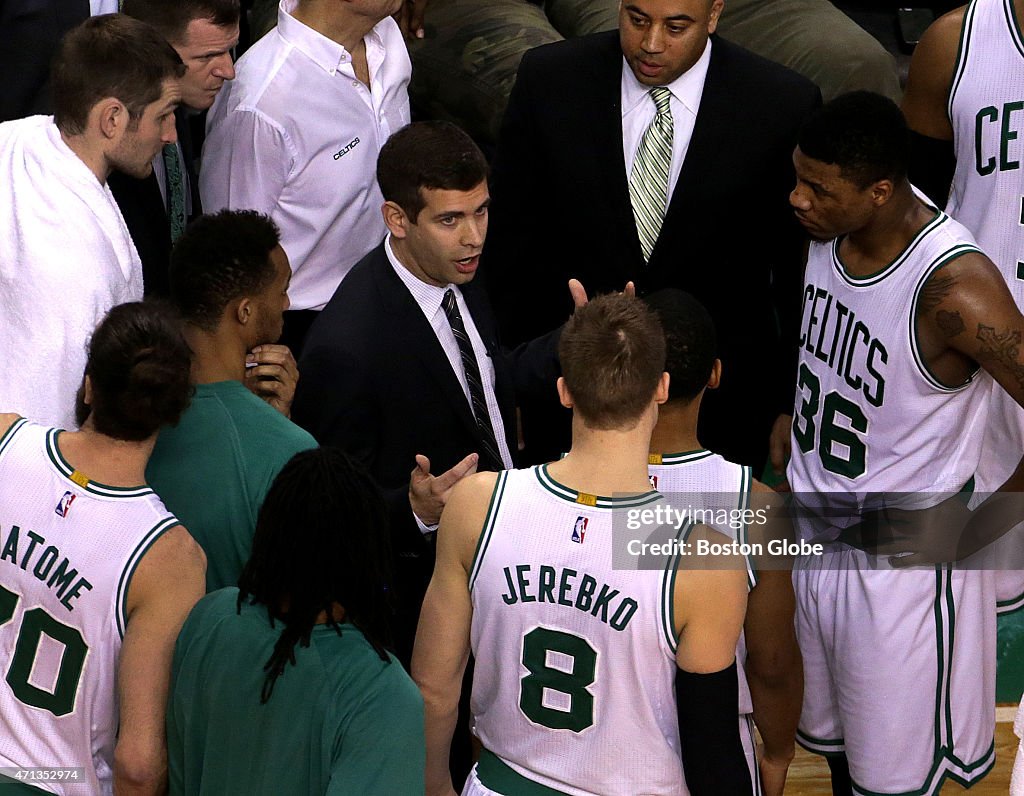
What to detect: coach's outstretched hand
<box><xmin>409</xmin><ymin>452</ymin><xmax>479</xmax><ymax>527</ymax></box>
<box><xmin>568</xmin><ymin>278</ymin><xmax>636</xmax><ymax>309</ymax></box>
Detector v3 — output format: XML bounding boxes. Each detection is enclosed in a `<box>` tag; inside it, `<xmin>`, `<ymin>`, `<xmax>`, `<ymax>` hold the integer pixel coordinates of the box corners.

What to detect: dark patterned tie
<box><xmin>442</xmin><ymin>288</ymin><xmax>504</xmax><ymax>470</ymax></box>
<box><xmin>162</xmin><ymin>143</ymin><xmax>186</xmax><ymax>242</ymax></box>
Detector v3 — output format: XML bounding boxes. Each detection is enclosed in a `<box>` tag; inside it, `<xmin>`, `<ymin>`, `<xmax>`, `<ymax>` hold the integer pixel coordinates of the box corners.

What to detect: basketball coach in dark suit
<box><xmin>292</xmin><ymin>121</ymin><xmax>563</xmax><ymax>663</ymax></box>
<box><xmin>484</xmin><ymin>0</ymin><xmax>821</xmax><ymax>471</ymax></box>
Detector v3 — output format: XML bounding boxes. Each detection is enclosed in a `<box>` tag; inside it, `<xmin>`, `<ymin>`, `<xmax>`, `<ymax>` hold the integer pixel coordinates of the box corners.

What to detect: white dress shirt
<box><xmin>90</xmin><ymin>0</ymin><xmax>118</xmax><ymax>15</ymax></box>
<box><xmin>385</xmin><ymin>236</ymin><xmax>514</xmax><ymax>531</ymax></box>
<box><xmin>201</xmin><ymin>0</ymin><xmax>411</xmax><ymax>311</ymax></box>
<box><xmin>621</xmin><ymin>39</ymin><xmax>712</xmax><ymax>199</ymax></box>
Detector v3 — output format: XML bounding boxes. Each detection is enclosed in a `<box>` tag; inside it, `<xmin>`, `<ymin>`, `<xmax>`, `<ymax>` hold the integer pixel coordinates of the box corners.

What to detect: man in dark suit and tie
<box><xmin>485</xmin><ymin>0</ymin><xmax>821</xmax><ymax>473</ymax></box>
<box><xmin>293</xmin><ymin>121</ymin><xmax>565</xmax><ymax>664</ymax></box>
<box><xmin>109</xmin><ymin>0</ymin><xmax>239</xmax><ymax>297</ymax></box>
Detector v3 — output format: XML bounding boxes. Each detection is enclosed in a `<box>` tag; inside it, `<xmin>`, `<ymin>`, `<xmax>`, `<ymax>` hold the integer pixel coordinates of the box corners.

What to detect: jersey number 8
<box><xmin>519</xmin><ymin>626</ymin><xmax>597</xmax><ymax>732</ymax></box>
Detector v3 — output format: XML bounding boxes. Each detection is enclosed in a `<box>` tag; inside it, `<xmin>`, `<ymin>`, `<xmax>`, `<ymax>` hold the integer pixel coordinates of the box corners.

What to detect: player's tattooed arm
<box><xmin>922</xmin><ymin>251</ymin><xmax>1024</xmax><ymax>406</ymax></box>
<box><xmin>975</xmin><ymin>324</ymin><xmax>1024</xmax><ymax>394</ymax></box>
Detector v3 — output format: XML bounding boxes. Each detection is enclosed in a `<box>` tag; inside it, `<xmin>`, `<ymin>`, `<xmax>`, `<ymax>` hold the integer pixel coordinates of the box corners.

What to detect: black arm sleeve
<box><xmin>676</xmin><ymin>662</ymin><xmax>754</xmax><ymax>796</ymax></box>
<box><xmin>908</xmin><ymin>130</ymin><xmax>957</xmax><ymax>209</ymax></box>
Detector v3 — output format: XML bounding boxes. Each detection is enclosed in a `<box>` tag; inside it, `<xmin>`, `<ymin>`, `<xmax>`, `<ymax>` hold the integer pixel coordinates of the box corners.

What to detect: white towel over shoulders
<box><xmin>0</xmin><ymin>116</ymin><xmax>142</xmax><ymax>430</ymax></box>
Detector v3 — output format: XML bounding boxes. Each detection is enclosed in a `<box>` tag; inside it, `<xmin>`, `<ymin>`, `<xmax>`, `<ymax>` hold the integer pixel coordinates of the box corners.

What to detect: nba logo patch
<box><xmin>55</xmin><ymin>491</ymin><xmax>76</xmax><ymax>518</ymax></box>
<box><xmin>649</xmin><ymin>474</ymin><xmax>659</xmax><ymax>488</ymax></box>
<box><xmin>571</xmin><ymin>516</ymin><xmax>588</xmax><ymax>543</ymax></box>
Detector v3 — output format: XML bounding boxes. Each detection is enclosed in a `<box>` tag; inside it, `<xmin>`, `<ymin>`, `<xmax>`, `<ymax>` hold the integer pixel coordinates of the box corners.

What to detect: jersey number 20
<box><xmin>0</xmin><ymin>585</ymin><xmax>88</xmax><ymax>716</ymax></box>
<box><xmin>519</xmin><ymin>627</ymin><xmax>597</xmax><ymax>732</ymax></box>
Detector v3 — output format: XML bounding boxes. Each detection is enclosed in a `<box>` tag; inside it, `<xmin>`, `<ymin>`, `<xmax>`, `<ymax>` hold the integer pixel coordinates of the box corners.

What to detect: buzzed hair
<box><xmin>798</xmin><ymin>90</ymin><xmax>909</xmax><ymax>188</ymax></box>
<box><xmin>558</xmin><ymin>293</ymin><xmax>666</xmax><ymax>429</ymax></box>
<box><xmin>121</xmin><ymin>0</ymin><xmax>240</xmax><ymax>44</ymax></box>
<box><xmin>644</xmin><ymin>289</ymin><xmax>717</xmax><ymax>404</ymax></box>
<box><xmin>52</xmin><ymin>15</ymin><xmax>185</xmax><ymax>135</ymax></box>
<box><xmin>377</xmin><ymin>121</ymin><xmax>489</xmax><ymax>221</ymax></box>
<box><xmin>169</xmin><ymin>210</ymin><xmax>280</xmax><ymax>331</ymax></box>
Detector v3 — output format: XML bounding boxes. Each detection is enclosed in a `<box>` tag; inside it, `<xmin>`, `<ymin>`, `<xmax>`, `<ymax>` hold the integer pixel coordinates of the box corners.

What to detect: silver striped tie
<box><xmin>629</xmin><ymin>87</ymin><xmax>674</xmax><ymax>263</ymax></box>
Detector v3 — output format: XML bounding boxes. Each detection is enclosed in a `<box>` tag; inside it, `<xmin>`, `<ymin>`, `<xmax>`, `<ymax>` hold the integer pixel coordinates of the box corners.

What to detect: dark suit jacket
<box><xmin>108</xmin><ymin>109</ymin><xmax>203</xmax><ymax>297</ymax></box>
<box><xmin>484</xmin><ymin>32</ymin><xmax>821</xmax><ymax>468</ymax></box>
<box><xmin>292</xmin><ymin>242</ymin><xmax>559</xmax><ymax>656</ymax></box>
<box><xmin>0</xmin><ymin>0</ymin><xmax>88</xmax><ymax>122</ymax></box>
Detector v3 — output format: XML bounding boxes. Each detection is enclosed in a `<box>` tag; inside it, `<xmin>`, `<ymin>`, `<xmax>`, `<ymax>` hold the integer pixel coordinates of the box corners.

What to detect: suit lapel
<box><xmin>371</xmin><ymin>250</ymin><xmax>483</xmax><ymax>443</ymax></box>
<box><xmin>659</xmin><ymin>36</ymin><xmax>731</xmax><ymax>253</ymax></box>
<box><xmin>591</xmin><ymin>33</ymin><xmax>647</xmax><ymax>274</ymax></box>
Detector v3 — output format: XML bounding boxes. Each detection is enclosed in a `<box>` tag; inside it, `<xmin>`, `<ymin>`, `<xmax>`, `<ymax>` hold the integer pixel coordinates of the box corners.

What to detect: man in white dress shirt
<box><xmin>201</xmin><ymin>0</ymin><xmax>411</xmax><ymax>354</ymax></box>
<box><xmin>0</xmin><ymin>15</ymin><xmax>184</xmax><ymax>430</ymax></box>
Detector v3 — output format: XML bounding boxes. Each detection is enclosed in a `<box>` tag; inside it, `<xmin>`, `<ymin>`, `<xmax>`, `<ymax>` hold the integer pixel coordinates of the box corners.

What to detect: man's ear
<box><xmin>556</xmin><ymin>376</ymin><xmax>575</xmax><ymax>410</ymax></box>
<box><xmin>95</xmin><ymin>98</ymin><xmax>127</xmax><ymax>140</ymax></box>
<box><xmin>708</xmin><ymin>358</ymin><xmax>722</xmax><ymax>390</ymax></box>
<box><xmin>83</xmin><ymin>375</ymin><xmax>94</xmax><ymax>406</ymax></box>
<box><xmin>382</xmin><ymin>200</ymin><xmax>412</xmax><ymax>239</ymax></box>
<box><xmin>235</xmin><ymin>297</ymin><xmax>253</xmax><ymax>326</ymax></box>
<box><xmin>654</xmin><ymin>372</ymin><xmax>670</xmax><ymax>405</ymax></box>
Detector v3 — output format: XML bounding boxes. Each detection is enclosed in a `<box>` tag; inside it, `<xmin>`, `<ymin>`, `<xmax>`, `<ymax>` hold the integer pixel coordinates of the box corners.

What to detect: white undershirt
<box><xmin>89</xmin><ymin>0</ymin><xmax>118</xmax><ymax>15</ymax></box>
<box><xmin>620</xmin><ymin>39</ymin><xmax>712</xmax><ymax>199</ymax></box>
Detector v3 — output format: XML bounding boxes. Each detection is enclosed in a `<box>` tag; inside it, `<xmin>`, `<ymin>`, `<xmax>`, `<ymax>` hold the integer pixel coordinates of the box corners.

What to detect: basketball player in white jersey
<box><xmin>412</xmin><ymin>294</ymin><xmax>751</xmax><ymax>796</ymax></box>
<box><xmin>0</xmin><ymin>302</ymin><xmax>205</xmax><ymax>795</ymax></box>
<box><xmin>644</xmin><ymin>288</ymin><xmax>802</xmax><ymax>796</ymax></box>
<box><xmin>785</xmin><ymin>92</ymin><xmax>1024</xmax><ymax>795</ymax></box>
<box><xmin>903</xmin><ymin>0</ymin><xmax>1024</xmax><ymax>613</ymax></box>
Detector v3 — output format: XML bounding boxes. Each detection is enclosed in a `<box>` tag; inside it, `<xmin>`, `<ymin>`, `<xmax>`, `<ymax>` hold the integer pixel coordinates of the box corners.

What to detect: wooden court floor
<box><xmin>785</xmin><ymin>708</ymin><xmax>1018</xmax><ymax>794</ymax></box>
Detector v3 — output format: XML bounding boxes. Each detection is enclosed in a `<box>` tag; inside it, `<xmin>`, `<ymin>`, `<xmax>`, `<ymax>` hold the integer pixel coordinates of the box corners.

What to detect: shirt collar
<box><xmin>384</xmin><ymin>235</ymin><xmax>454</xmax><ymax>317</ymax></box>
<box><xmin>278</xmin><ymin>0</ymin><xmax>383</xmax><ymax>76</ymax></box>
<box><xmin>620</xmin><ymin>38</ymin><xmax>712</xmax><ymax>117</ymax></box>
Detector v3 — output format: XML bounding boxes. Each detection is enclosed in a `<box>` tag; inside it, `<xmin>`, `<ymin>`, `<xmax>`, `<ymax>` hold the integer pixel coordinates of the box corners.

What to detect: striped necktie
<box><xmin>441</xmin><ymin>288</ymin><xmax>504</xmax><ymax>471</ymax></box>
<box><xmin>162</xmin><ymin>143</ymin><xmax>186</xmax><ymax>242</ymax></box>
<box><xmin>629</xmin><ymin>87</ymin><xmax>674</xmax><ymax>263</ymax></box>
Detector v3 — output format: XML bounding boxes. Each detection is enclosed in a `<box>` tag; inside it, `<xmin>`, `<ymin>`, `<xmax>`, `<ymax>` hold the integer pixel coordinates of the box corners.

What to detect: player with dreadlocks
<box><xmin>166</xmin><ymin>446</ymin><xmax>425</xmax><ymax>794</ymax></box>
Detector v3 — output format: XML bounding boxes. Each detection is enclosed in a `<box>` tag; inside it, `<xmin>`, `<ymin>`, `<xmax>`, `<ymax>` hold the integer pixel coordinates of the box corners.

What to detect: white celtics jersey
<box><xmin>648</xmin><ymin>449</ymin><xmax>754</xmax><ymax>718</ymax></box>
<box><xmin>947</xmin><ymin>0</ymin><xmax>1024</xmax><ymax>498</ymax></box>
<box><xmin>469</xmin><ymin>465</ymin><xmax>685</xmax><ymax>796</ymax></box>
<box><xmin>0</xmin><ymin>420</ymin><xmax>178</xmax><ymax>795</ymax></box>
<box><xmin>787</xmin><ymin>210</ymin><xmax>991</xmax><ymax>507</ymax></box>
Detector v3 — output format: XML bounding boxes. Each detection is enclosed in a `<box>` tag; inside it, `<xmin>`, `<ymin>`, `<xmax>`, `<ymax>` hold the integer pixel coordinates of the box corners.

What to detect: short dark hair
<box><xmin>377</xmin><ymin>121</ymin><xmax>489</xmax><ymax>220</ymax></box>
<box><xmin>121</xmin><ymin>0</ymin><xmax>240</xmax><ymax>44</ymax></box>
<box><xmin>52</xmin><ymin>15</ymin><xmax>185</xmax><ymax>136</ymax></box>
<box><xmin>238</xmin><ymin>447</ymin><xmax>395</xmax><ymax>703</ymax></box>
<box><xmin>169</xmin><ymin>210</ymin><xmax>280</xmax><ymax>331</ymax></box>
<box><xmin>75</xmin><ymin>302</ymin><xmax>193</xmax><ymax>440</ymax></box>
<box><xmin>798</xmin><ymin>91</ymin><xmax>909</xmax><ymax>188</ymax></box>
<box><xmin>644</xmin><ymin>289</ymin><xmax>717</xmax><ymax>404</ymax></box>
<box><xmin>558</xmin><ymin>293</ymin><xmax>666</xmax><ymax>430</ymax></box>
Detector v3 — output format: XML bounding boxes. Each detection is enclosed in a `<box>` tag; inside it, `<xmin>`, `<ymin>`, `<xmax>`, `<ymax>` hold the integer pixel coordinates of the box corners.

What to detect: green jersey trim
<box><xmin>534</xmin><ymin>464</ymin><xmax>661</xmax><ymax>508</ymax></box>
<box><xmin>947</xmin><ymin>0</ymin><xmax>980</xmax><ymax>123</ymax></box>
<box><xmin>115</xmin><ymin>517</ymin><xmax>179</xmax><ymax>639</ymax></box>
<box><xmin>652</xmin><ymin>449</ymin><xmax>713</xmax><ymax>465</ymax></box>
<box><xmin>832</xmin><ymin>212</ymin><xmax>946</xmax><ymax>287</ymax></box>
<box><xmin>909</xmin><ymin>246</ymin><xmax>983</xmax><ymax>392</ymax></box>
<box><xmin>468</xmin><ymin>471</ymin><xmax>508</xmax><ymax>592</ymax></box>
<box><xmin>45</xmin><ymin>430</ymin><xmax>155</xmax><ymax>498</ymax></box>
<box><xmin>997</xmin><ymin>590</ymin><xmax>1024</xmax><ymax>614</ymax></box>
<box><xmin>796</xmin><ymin>728</ymin><xmax>846</xmax><ymax>754</ymax></box>
<box><xmin>0</xmin><ymin>417</ymin><xmax>28</xmax><ymax>462</ymax></box>
<box><xmin>737</xmin><ymin>465</ymin><xmax>757</xmax><ymax>590</ymax></box>
<box><xmin>660</xmin><ymin>520</ymin><xmax>695</xmax><ymax>652</ymax></box>
<box><xmin>477</xmin><ymin>749</ymin><xmax>572</xmax><ymax>795</ymax></box>
<box><xmin>1005</xmin><ymin>0</ymin><xmax>1024</xmax><ymax>59</ymax></box>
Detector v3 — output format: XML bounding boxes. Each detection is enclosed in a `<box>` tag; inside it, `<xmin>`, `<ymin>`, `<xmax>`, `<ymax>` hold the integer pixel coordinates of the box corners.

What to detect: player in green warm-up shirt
<box><xmin>167</xmin><ymin>447</ymin><xmax>424</xmax><ymax>795</ymax></box>
<box><xmin>146</xmin><ymin>210</ymin><xmax>315</xmax><ymax>591</ymax></box>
